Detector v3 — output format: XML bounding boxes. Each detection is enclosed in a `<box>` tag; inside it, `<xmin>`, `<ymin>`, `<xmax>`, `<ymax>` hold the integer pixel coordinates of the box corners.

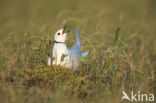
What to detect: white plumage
<box><xmin>48</xmin><ymin>27</ymin><xmax>88</xmax><ymax>70</ymax></box>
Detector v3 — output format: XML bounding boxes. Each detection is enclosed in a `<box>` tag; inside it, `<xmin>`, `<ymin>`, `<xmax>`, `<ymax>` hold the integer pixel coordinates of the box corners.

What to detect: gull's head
<box><xmin>54</xmin><ymin>25</ymin><xmax>70</xmax><ymax>43</ymax></box>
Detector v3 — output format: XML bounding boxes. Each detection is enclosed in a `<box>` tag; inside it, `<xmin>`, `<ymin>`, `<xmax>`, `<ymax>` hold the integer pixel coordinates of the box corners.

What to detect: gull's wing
<box><xmin>68</xmin><ymin>27</ymin><xmax>81</xmax><ymax>50</ymax></box>
<box><xmin>68</xmin><ymin>27</ymin><xmax>88</xmax><ymax>57</ymax></box>
<box><xmin>75</xmin><ymin>27</ymin><xmax>81</xmax><ymax>49</ymax></box>
<box><xmin>82</xmin><ymin>51</ymin><xmax>88</xmax><ymax>57</ymax></box>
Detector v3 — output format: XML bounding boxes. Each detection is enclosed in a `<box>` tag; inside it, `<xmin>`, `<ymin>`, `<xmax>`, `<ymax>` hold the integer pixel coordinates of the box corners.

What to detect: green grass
<box><xmin>0</xmin><ymin>0</ymin><xmax>156</xmax><ymax>103</ymax></box>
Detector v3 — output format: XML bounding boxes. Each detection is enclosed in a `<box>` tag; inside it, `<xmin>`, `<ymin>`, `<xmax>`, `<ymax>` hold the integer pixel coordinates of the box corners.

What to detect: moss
<box><xmin>18</xmin><ymin>66</ymin><xmax>72</xmax><ymax>88</ymax></box>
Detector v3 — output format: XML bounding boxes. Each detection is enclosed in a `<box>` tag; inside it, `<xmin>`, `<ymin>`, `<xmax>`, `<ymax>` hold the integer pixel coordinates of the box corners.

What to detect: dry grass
<box><xmin>0</xmin><ymin>0</ymin><xmax>155</xmax><ymax>103</ymax></box>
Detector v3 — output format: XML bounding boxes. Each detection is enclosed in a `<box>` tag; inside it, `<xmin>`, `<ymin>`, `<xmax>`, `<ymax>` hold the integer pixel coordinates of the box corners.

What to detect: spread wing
<box><xmin>68</xmin><ymin>27</ymin><xmax>88</xmax><ymax>58</ymax></box>
<box><xmin>68</xmin><ymin>27</ymin><xmax>82</xmax><ymax>57</ymax></box>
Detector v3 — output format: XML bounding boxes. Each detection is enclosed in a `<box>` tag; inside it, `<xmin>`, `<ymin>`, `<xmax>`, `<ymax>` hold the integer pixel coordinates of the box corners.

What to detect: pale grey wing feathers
<box><xmin>82</xmin><ymin>51</ymin><xmax>88</xmax><ymax>57</ymax></box>
<box><xmin>68</xmin><ymin>27</ymin><xmax>82</xmax><ymax>56</ymax></box>
<box><xmin>76</xmin><ymin>27</ymin><xmax>81</xmax><ymax>49</ymax></box>
<box><xmin>68</xmin><ymin>27</ymin><xmax>88</xmax><ymax>57</ymax></box>
<box><xmin>67</xmin><ymin>27</ymin><xmax>88</xmax><ymax>68</ymax></box>
<box><xmin>68</xmin><ymin>27</ymin><xmax>81</xmax><ymax>50</ymax></box>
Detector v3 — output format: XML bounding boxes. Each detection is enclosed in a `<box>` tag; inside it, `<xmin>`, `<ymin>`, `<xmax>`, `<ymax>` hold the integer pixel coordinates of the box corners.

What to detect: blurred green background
<box><xmin>0</xmin><ymin>0</ymin><xmax>155</xmax><ymax>47</ymax></box>
<box><xmin>0</xmin><ymin>0</ymin><xmax>155</xmax><ymax>103</ymax></box>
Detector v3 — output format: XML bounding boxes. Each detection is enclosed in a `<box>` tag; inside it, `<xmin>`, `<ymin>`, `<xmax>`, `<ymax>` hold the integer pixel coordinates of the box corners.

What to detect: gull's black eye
<box><xmin>58</xmin><ymin>33</ymin><xmax>60</xmax><ymax>35</ymax></box>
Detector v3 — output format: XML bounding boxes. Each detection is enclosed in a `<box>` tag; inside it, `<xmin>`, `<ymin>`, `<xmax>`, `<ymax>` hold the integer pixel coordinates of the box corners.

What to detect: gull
<box><xmin>47</xmin><ymin>26</ymin><xmax>88</xmax><ymax>70</ymax></box>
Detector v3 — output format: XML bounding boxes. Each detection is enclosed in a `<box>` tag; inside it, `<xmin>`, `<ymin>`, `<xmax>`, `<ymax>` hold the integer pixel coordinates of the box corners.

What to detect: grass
<box><xmin>0</xmin><ymin>0</ymin><xmax>156</xmax><ymax>103</ymax></box>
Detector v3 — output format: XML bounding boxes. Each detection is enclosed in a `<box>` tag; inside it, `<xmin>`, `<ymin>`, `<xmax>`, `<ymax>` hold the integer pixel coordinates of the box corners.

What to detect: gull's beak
<box><xmin>62</xmin><ymin>25</ymin><xmax>70</xmax><ymax>35</ymax></box>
